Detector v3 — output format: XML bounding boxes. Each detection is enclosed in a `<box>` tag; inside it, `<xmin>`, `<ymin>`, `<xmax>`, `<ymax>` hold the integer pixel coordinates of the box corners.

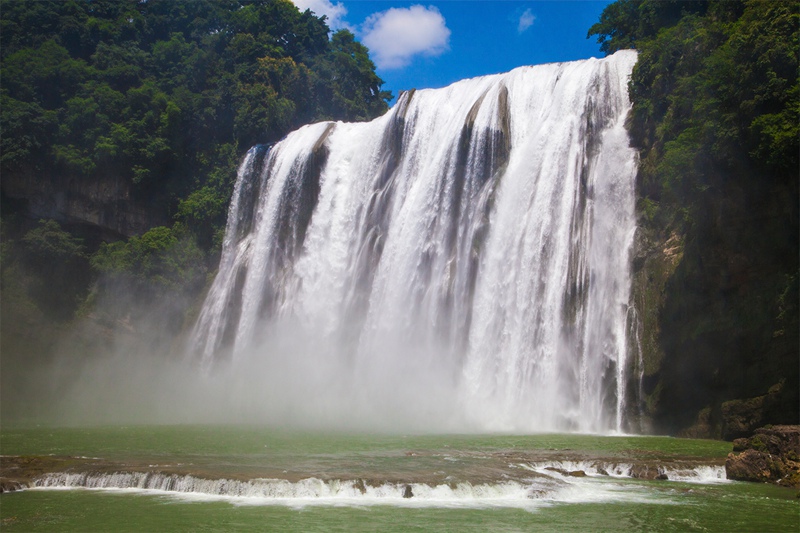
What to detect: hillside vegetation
<box><xmin>0</xmin><ymin>0</ymin><xmax>390</xmax><ymax>416</ymax></box>
<box><xmin>2</xmin><ymin>0</ymin><xmax>389</xmax><ymax>239</ymax></box>
<box><xmin>590</xmin><ymin>0</ymin><xmax>799</xmax><ymax>437</ymax></box>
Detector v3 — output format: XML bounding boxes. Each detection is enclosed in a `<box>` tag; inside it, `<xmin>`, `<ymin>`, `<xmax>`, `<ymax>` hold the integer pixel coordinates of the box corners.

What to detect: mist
<box><xmin>2</xmin><ymin>307</ymin><xmax>470</xmax><ymax>433</ymax></box>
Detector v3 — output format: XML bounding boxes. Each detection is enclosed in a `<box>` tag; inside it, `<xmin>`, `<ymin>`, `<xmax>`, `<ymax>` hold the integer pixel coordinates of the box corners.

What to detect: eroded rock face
<box><xmin>2</xmin><ymin>169</ymin><xmax>165</xmax><ymax>239</ymax></box>
<box><xmin>722</xmin><ymin>397</ymin><xmax>767</xmax><ymax>441</ymax></box>
<box><xmin>725</xmin><ymin>425</ymin><xmax>800</xmax><ymax>487</ymax></box>
<box><xmin>721</xmin><ymin>382</ymin><xmax>795</xmax><ymax>440</ymax></box>
<box><xmin>626</xmin><ymin>228</ymin><xmax>683</xmax><ymax>434</ymax></box>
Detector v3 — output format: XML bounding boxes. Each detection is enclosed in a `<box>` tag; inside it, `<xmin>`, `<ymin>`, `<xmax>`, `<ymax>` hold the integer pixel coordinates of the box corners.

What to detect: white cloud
<box><xmin>291</xmin><ymin>0</ymin><xmax>349</xmax><ymax>31</ymax></box>
<box><xmin>361</xmin><ymin>5</ymin><xmax>451</xmax><ymax>70</ymax></box>
<box><xmin>518</xmin><ymin>8</ymin><xmax>535</xmax><ymax>34</ymax></box>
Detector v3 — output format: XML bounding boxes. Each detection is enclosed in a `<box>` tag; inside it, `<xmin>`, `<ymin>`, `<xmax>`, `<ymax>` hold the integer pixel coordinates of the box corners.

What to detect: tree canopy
<box><xmin>0</xmin><ymin>0</ymin><xmax>392</xmax><ymax>341</ymax></box>
<box><xmin>1</xmin><ymin>0</ymin><xmax>391</xmax><ymax>248</ymax></box>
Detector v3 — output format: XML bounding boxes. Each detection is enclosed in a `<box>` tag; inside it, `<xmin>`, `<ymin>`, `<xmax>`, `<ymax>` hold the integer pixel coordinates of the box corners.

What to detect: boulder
<box><xmin>629</xmin><ymin>464</ymin><xmax>663</xmax><ymax>480</ymax></box>
<box><xmin>725</xmin><ymin>425</ymin><xmax>800</xmax><ymax>487</ymax></box>
<box><xmin>726</xmin><ymin>449</ymin><xmax>782</xmax><ymax>483</ymax></box>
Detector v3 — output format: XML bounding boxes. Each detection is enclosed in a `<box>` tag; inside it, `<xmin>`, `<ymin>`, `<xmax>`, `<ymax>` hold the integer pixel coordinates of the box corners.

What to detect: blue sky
<box><xmin>292</xmin><ymin>1</ymin><xmax>615</xmax><ymax>101</ymax></box>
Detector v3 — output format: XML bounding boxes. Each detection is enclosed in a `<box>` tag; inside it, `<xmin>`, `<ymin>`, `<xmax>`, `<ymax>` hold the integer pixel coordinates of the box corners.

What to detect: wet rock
<box><xmin>749</xmin><ymin>426</ymin><xmax>799</xmax><ymax>457</ymax></box>
<box><xmin>677</xmin><ymin>407</ymin><xmax>714</xmax><ymax>439</ymax></box>
<box><xmin>2</xmin><ymin>169</ymin><xmax>164</xmax><ymax>239</ymax></box>
<box><xmin>0</xmin><ymin>478</ymin><xmax>26</xmax><ymax>493</ymax></box>
<box><xmin>629</xmin><ymin>464</ymin><xmax>661</xmax><ymax>480</ymax></box>
<box><xmin>544</xmin><ymin>467</ymin><xmax>586</xmax><ymax>477</ymax></box>
<box><xmin>725</xmin><ymin>425</ymin><xmax>800</xmax><ymax>487</ymax></box>
<box><xmin>732</xmin><ymin>438</ymin><xmax>750</xmax><ymax>452</ymax></box>
<box><xmin>402</xmin><ymin>484</ymin><xmax>413</xmax><ymax>498</ymax></box>
<box><xmin>353</xmin><ymin>479</ymin><xmax>366</xmax><ymax>494</ymax></box>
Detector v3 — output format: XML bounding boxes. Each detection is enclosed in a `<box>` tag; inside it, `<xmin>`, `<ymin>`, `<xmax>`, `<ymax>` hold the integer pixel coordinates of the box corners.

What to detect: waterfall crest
<box><xmin>190</xmin><ymin>50</ymin><xmax>639</xmax><ymax>433</ymax></box>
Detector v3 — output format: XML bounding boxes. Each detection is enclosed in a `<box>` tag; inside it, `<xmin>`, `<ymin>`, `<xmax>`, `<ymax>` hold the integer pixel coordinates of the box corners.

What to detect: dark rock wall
<box><xmin>629</xmin><ymin>181</ymin><xmax>799</xmax><ymax>439</ymax></box>
<box><xmin>2</xmin><ymin>167</ymin><xmax>165</xmax><ymax>240</ymax></box>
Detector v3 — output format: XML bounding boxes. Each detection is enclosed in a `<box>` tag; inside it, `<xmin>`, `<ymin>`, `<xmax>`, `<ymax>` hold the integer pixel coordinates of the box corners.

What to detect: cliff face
<box><xmin>629</xmin><ymin>176</ymin><xmax>799</xmax><ymax>439</ymax></box>
<box><xmin>2</xmin><ymin>167</ymin><xmax>166</xmax><ymax>240</ymax></box>
<box><xmin>625</xmin><ymin>226</ymin><xmax>683</xmax><ymax>434</ymax></box>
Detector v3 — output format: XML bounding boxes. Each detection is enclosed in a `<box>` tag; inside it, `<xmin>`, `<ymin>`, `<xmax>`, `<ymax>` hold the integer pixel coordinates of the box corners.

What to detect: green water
<box><xmin>1</xmin><ymin>426</ymin><xmax>797</xmax><ymax>532</ymax></box>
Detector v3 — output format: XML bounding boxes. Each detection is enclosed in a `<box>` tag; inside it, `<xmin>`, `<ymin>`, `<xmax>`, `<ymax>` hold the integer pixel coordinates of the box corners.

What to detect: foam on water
<box><xmin>31</xmin><ymin>463</ymin><xmax>731</xmax><ymax>509</ymax></box>
<box><xmin>32</xmin><ymin>470</ymin><xmax>673</xmax><ymax>509</ymax></box>
<box><xmin>663</xmin><ymin>465</ymin><xmax>730</xmax><ymax>484</ymax></box>
<box><xmin>521</xmin><ymin>461</ymin><xmax>729</xmax><ymax>483</ymax></box>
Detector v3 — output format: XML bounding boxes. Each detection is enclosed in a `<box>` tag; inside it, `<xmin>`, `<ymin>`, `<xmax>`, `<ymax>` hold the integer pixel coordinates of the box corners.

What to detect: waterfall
<box><xmin>190</xmin><ymin>50</ymin><xmax>639</xmax><ymax>433</ymax></box>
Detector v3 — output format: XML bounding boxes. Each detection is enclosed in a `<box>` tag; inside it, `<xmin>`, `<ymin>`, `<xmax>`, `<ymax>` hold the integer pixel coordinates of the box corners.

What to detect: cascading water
<box><xmin>190</xmin><ymin>50</ymin><xmax>639</xmax><ymax>433</ymax></box>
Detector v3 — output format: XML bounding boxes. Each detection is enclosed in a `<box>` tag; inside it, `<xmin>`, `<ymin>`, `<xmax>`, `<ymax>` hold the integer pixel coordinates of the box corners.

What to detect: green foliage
<box><xmin>91</xmin><ymin>224</ymin><xmax>205</xmax><ymax>294</ymax></box>
<box><xmin>605</xmin><ymin>1</ymin><xmax>799</xmax><ymax>196</ymax></box>
<box><xmin>21</xmin><ymin>219</ymin><xmax>86</xmax><ymax>263</ymax></box>
<box><xmin>0</xmin><ymin>0</ymin><xmax>393</xmax><ymax>359</ymax></box>
<box><xmin>311</xmin><ymin>30</ymin><xmax>393</xmax><ymax>122</ymax></box>
<box><xmin>587</xmin><ymin>0</ymin><xmax>708</xmax><ymax>54</ymax></box>
<box><xmin>7</xmin><ymin>219</ymin><xmax>92</xmax><ymax>320</ymax></box>
<box><xmin>174</xmin><ymin>141</ymin><xmax>240</xmax><ymax>250</ymax></box>
<box><xmin>639</xmin><ymin>197</ymin><xmax>658</xmax><ymax>222</ymax></box>
<box><xmin>0</xmin><ymin>93</ymin><xmax>58</xmax><ymax>169</ymax></box>
<box><xmin>176</xmin><ymin>186</ymin><xmax>228</xmax><ymax>250</ymax></box>
<box><xmin>1</xmin><ymin>0</ymin><xmax>392</xmax><ymax>249</ymax></box>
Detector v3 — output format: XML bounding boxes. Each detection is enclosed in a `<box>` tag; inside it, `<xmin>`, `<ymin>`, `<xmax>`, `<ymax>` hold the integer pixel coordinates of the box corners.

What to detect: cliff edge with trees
<box><xmin>589</xmin><ymin>0</ymin><xmax>798</xmax><ymax>437</ymax></box>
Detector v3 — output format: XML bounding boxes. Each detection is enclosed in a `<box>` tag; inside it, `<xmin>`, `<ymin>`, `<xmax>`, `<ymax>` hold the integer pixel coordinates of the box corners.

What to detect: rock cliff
<box><xmin>1</xmin><ymin>167</ymin><xmax>165</xmax><ymax>240</ymax></box>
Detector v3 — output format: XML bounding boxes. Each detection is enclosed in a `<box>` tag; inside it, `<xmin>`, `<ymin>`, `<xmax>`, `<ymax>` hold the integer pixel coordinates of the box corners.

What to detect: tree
<box><xmin>17</xmin><ymin>219</ymin><xmax>90</xmax><ymax>319</ymax></box>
